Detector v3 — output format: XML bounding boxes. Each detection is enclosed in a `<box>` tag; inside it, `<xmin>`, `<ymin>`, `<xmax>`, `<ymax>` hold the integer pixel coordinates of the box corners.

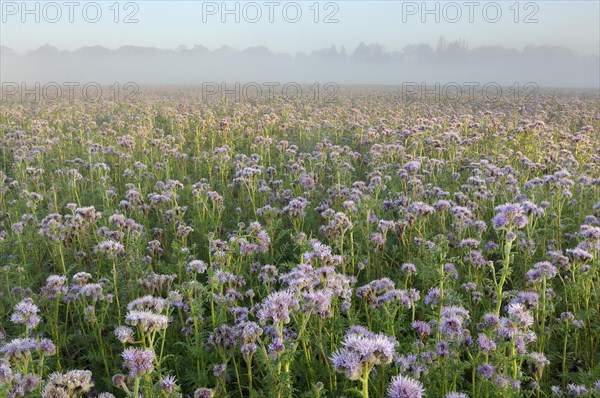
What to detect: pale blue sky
<box><xmin>1</xmin><ymin>1</ymin><xmax>598</xmax><ymax>55</ymax></box>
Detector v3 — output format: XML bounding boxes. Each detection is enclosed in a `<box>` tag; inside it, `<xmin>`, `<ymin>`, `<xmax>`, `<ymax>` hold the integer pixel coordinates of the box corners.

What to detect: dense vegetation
<box><xmin>0</xmin><ymin>89</ymin><xmax>599</xmax><ymax>397</ymax></box>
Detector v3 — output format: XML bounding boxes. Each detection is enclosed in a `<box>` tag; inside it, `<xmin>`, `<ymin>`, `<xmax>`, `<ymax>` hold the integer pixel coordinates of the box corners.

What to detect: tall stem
<box><xmin>113</xmin><ymin>260</ymin><xmax>121</xmax><ymax>324</ymax></box>
<box><xmin>362</xmin><ymin>366</ymin><xmax>371</xmax><ymax>398</ymax></box>
<box><xmin>496</xmin><ymin>231</ymin><xmax>514</xmax><ymax>315</ymax></box>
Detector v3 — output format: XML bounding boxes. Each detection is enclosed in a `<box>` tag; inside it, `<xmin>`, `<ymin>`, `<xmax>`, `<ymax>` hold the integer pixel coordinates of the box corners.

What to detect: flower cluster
<box><xmin>331</xmin><ymin>326</ymin><xmax>398</xmax><ymax>380</ymax></box>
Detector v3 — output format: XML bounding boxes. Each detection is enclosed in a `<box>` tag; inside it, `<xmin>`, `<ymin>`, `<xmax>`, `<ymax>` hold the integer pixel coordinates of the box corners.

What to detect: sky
<box><xmin>1</xmin><ymin>1</ymin><xmax>599</xmax><ymax>87</ymax></box>
<box><xmin>1</xmin><ymin>1</ymin><xmax>599</xmax><ymax>56</ymax></box>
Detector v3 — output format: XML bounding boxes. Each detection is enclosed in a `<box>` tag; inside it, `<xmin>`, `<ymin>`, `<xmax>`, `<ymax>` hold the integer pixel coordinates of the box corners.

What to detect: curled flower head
<box><xmin>40</xmin><ymin>275</ymin><xmax>68</xmax><ymax>299</ymax></box>
<box><xmin>11</xmin><ymin>298</ymin><xmax>40</xmax><ymax>330</ymax></box>
<box><xmin>121</xmin><ymin>347</ymin><xmax>155</xmax><ymax>378</ymax></box>
<box><xmin>0</xmin><ymin>337</ymin><xmax>55</xmax><ymax>360</ymax></box>
<box><xmin>42</xmin><ymin>370</ymin><xmax>94</xmax><ymax>398</ymax></box>
<box><xmin>528</xmin><ymin>352</ymin><xmax>549</xmax><ymax>380</ymax></box>
<box><xmin>186</xmin><ymin>260</ymin><xmax>207</xmax><ymax>274</ymax></box>
<box><xmin>94</xmin><ymin>239</ymin><xmax>125</xmax><ymax>259</ymax></box>
<box><xmin>567</xmin><ymin>383</ymin><xmax>588</xmax><ymax>396</ymax></box>
<box><xmin>331</xmin><ymin>326</ymin><xmax>398</xmax><ymax>381</ymax></box>
<box><xmin>526</xmin><ymin>261</ymin><xmax>557</xmax><ymax>283</ymax></box>
<box><xmin>257</xmin><ymin>290</ymin><xmax>300</xmax><ymax>325</ymax></box>
<box><xmin>493</xmin><ymin>203</ymin><xmax>528</xmax><ymax>231</ymax></box>
<box><xmin>0</xmin><ymin>359</ymin><xmax>13</xmax><ymax>384</ymax></box>
<box><xmin>125</xmin><ymin>310</ymin><xmax>169</xmax><ymax>333</ymax></box>
<box><xmin>114</xmin><ymin>326</ymin><xmax>135</xmax><ymax>344</ymax></box>
<box><xmin>194</xmin><ymin>387</ymin><xmax>214</xmax><ymax>398</ymax></box>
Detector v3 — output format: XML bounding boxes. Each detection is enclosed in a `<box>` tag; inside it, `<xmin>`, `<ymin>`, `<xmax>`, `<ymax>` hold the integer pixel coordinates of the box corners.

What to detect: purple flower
<box><xmin>160</xmin><ymin>375</ymin><xmax>178</xmax><ymax>393</ymax></box>
<box><xmin>492</xmin><ymin>203</ymin><xmax>529</xmax><ymax>230</ymax></box>
<box><xmin>464</xmin><ymin>250</ymin><xmax>487</xmax><ymax>269</ymax></box>
<box><xmin>11</xmin><ymin>298</ymin><xmax>40</xmax><ymax>330</ymax></box>
<box><xmin>40</xmin><ymin>275</ymin><xmax>68</xmax><ymax>299</ymax></box>
<box><xmin>436</xmin><ymin>341</ymin><xmax>450</xmax><ymax>357</ymax></box>
<box><xmin>268</xmin><ymin>337</ymin><xmax>285</xmax><ymax>360</ymax></box>
<box><xmin>43</xmin><ymin>370</ymin><xmax>94</xmax><ymax>397</ymax></box>
<box><xmin>526</xmin><ymin>261</ymin><xmax>558</xmax><ymax>282</ymax></box>
<box><xmin>493</xmin><ymin>373</ymin><xmax>513</xmax><ymax>390</ymax></box>
<box><xmin>186</xmin><ymin>260</ymin><xmax>207</xmax><ymax>274</ymax></box>
<box><xmin>0</xmin><ymin>337</ymin><xmax>55</xmax><ymax>359</ymax></box>
<box><xmin>404</xmin><ymin>160</ymin><xmax>421</xmax><ymax>174</ymax></box>
<box><xmin>440</xmin><ymin>316</ymin><xmax>463</xmax><ymax>338</ymax></box>
<box><xmin>127</xmin><ymin>295</ymin><xmax>169</xmax><ymax>313</ymax></box>
<box><xmin>424</xmin><ymin>287</ymin><xmax>441</xmax><ymax>306</ymax></box>
<box><xmin>331</xmin><ymin>327</ymin><xmax>398</xmax><ymax>381</ymax></box>
<box><xmin>395</xmin><ymin>353</ymin><xmax>427</xmax><ymax>378</ymax></box>
<box><xmin>357</xmin><ymin>278</ymin><xmax>410</xmax><ymax>308</ymax></box>
<box><xmin>121</xmin><ymin>347</ymin><xmax>155</xmax><ymax>378</ymax></box>
<box><xmin>302</xmin><ymin>290</ymin><xmax>334</xmax><ymax>318</ymax></box>
<box><xmin>194</xmin><ymin>387</ymin><xmax>215</xmax><ymax>398</ymax></box>
<box><xmin>125</xmin><ymin>310</ymin><xmax>169</xmax><ymax>333</ymax></box>
<box><xmin>114</xmin><ymin>326</ymin><xmax>135</xmax><ymax>344</ymax></box>
<box><xmin>207</xmin><ymin>325</ymin><xmax>238</xmax><ymax>350</ymax></box>
<box><xmin>257</xmin><ymin>290</ymin><xmax>300</xmax><ymax>325</ymax></box>
<box><xmin>477</xmin><ymin>334</ymin><xmax>497</xmax><ymax>354</ymax></box>
<box><xmin>477</xmin><ymin>363</ymin><xmax>494</xmax><ymax>379</ymax></box>
<box><xmin>567</xmin><ymin>384</ymin><xmax>588</xmax><ymax>396</ymax></box>
<box><xmin>511</xmin><ymin>291</ymin><xmax>539</xmax><ymax>308</ymax></box>
<box><xmin>506</xmin><ymin>303</ymin><xmax>534</xmax><ymax>327</ymax></box>
<box><xmin>0</xmin><ymin>359</ymin><xmax>13</xmax><ymax>384</ymax></box>
<box><xmin>560</xmin><ymin>312</ymin><xmax>574</xmax><ymax>322</ymax></box>
<box><xmin>412</xmin><ymin>321</ymin><xmax>431</xmax><ymax>338</ymax></box>
<box><xmin>401</xmin><ymin>263</ymin><xmax>417</xmax><ymax>275</ymax></box>
<box><xmin>440</xmin><ymin>306</ymin><xmax>469</xmax><ymax>339</ymax></box>
<box><xmin>331</xmin><ymin>348</ymin><xmax>363</xmax><ymax>380</ymax></box>
<box><xmin>498</xmin><ymin>318</ymin><xmax>520</xmax><ymax>339</ymax></box>
<box><xmin>407</xmin><ymin>202</ymin><xmax>435</xmax><ymax>218</ymax></box>
<box><xmin>566</xmin><ymin>248</ymin><xmax>593</xmax><ymax>262</ymax></box>
<box><xmin>213</xmin><ymin>364</ymin><xmax>227</xmax><ymax>378</ymax></box>
<box><xmin>94</xmin><ymin>239</ymin><xmax>125</xmax><ymax>259</ymax></box>
<box><xmin>38</xmin><ymin>338</ymin><xmax>57</xmax><ymax>356</ymax></box>
<box><xmin>528</xmin><ymin>352</ymin><xmax>549</xmax><ymax>379</ymax></box>
<box><xmin>386</xmin><ymin>375</ymin><xmax>425</xmax><ymax>398</ymax></box>
<box><xmin>283</xmin><ymin>197</ymin><xmax>310</xmax><ymax>218</ymax></box>
<box><xmin>7</xmin><ymin>373</ymin><xmax>40</xmax><ymax>396</ymax></box>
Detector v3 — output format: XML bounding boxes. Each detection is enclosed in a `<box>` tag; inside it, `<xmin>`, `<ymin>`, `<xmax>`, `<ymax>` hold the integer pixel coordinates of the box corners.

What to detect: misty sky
<box><xmin>1</xmin><ymin>1</ymin><xmax>599</xmax><ymax>87</ymax></box>
<box><xmin>1</xmin><ymin>1</ymin><xmax>599</xmax><ymax>56</ymax></box>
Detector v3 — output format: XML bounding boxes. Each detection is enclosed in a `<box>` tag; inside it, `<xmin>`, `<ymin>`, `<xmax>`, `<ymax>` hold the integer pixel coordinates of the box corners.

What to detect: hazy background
<box><xmin>1</xmin><ymin>1</ymin><xmax>599</xmax><ymax>87</ymax></box>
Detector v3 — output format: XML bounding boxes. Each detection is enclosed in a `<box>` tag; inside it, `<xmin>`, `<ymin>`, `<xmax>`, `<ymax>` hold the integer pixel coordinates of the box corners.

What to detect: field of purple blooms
<box><xmin>0</xmin><ymin>88</ymin><xmax>599</xmax><ymax>398</ymax></box>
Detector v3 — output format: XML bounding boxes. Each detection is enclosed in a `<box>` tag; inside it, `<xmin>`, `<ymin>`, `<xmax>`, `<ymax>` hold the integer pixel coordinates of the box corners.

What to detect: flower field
<box><xmin>0</xmin><ymin>89</ymin><xmax>599</xmax><ymax>397</ymax></box>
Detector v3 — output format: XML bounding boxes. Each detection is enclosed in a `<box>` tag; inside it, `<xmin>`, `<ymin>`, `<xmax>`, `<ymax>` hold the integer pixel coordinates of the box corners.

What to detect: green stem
<box><xmin>133</xmin><ymin>376</ymin><xmax>140</xmax><ymax>398</ymax></box>
<box><xmin>496</xmin><ymin>232</ymin><xmax>514</xmax><ymax>315</ymax></box>
<box><xmin>362</xmin><ymin>366</ymin><xmax>371</xmax><ymax>398</ymax></box>
<box><xmin>112</xmin><ymin>260</ymin><xmax>121</xmax><ymax>324</ymax></box>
